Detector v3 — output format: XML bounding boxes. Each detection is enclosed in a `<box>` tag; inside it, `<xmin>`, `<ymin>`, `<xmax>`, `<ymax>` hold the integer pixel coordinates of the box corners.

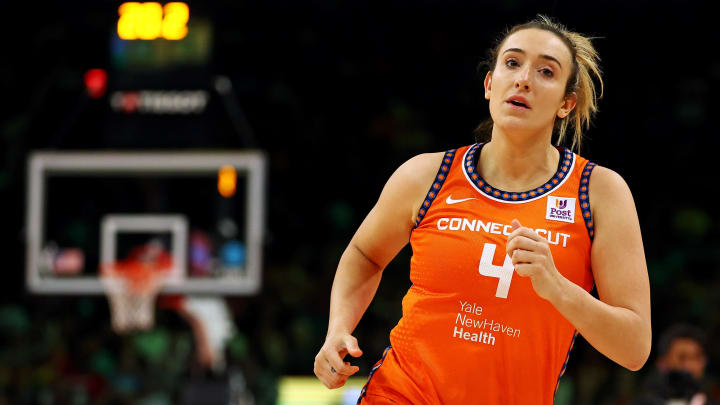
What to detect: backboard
<box><xmin>26</xmin><ymin>151</ymin><xmax>266</xmax><ymax>295</ymax></box>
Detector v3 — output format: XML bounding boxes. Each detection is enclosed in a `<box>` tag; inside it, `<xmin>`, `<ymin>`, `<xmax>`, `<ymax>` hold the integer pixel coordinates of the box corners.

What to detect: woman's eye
<box><xmin>540</xmin><ymin>68</ymin><xmax>554</xmax><ymax>77</ymax></box>
<box><xmin>505</xmin><ymin>59</ymin><xmax>519</xmax><ymax>68</ymax></box>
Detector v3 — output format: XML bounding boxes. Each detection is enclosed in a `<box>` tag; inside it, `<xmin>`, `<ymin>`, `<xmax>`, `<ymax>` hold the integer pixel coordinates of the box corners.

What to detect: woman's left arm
<box><xmin>507</xmin><ymin>166</ymin><xmax>651</xmax><ymax>371</ymax></box>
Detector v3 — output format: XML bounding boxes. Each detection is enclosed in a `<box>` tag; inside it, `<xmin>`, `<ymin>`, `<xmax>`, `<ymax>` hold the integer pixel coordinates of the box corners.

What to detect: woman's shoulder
<box><xmin>376</xmin><ymin>152</ymin><xmax>450</xmax><ymax>222</ymax></box>
<box><xmin>397</xmin><ymin>145</ymin><xmax>471</xmax><ymax>176</ymax></box>
<box><xmin>393</xmin><ymin>145</ymin><xmax>472</xmax><ymax>189</ymax></box>
<box><xmin>588</xmin><ymin>165</ymin><xmax>629</xmax><ymax>195</ymax></box>
<box><xmin>587</xmin><ymin>165</ymin><xmax>635</xmax><ymax>217</ymax></box>
<box><xmin>384</xmin><ymin>145</ymin><xmax>472</xmax><ymax>198</ymax></box>
<box><xmin>383</xmin><ymin>152</ymin><xmax>445</xmax><ymax>198</ymax></box>
<box><xmin>396</xmin><ymin>152</ymin><xmax>446</xmax><ymax>180</ymax></box>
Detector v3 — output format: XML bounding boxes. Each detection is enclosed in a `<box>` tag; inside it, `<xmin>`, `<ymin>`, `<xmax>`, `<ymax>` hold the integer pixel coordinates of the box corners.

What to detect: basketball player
<box><xmin>314</xmin><ymin>15</ymin><xmax>651</xmax><ymax>404</ymax></box>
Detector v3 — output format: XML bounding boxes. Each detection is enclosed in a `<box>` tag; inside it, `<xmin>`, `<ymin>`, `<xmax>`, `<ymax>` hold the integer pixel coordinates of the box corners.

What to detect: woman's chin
<box><xmin>493</xmin><ymin>118</ymin><xmax>541</xmax><ymax>136</ymax></box>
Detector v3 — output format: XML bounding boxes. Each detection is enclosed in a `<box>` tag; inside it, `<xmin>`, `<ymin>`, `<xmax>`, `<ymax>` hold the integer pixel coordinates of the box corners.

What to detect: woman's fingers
<box><xmin>506</xmin><ymin>219</ymin><xmax>550</xmax><ymax>259</ymax></box>
<box><xmin>315</xmin><ymin>353</ymin><xmax>353</xmax><ymax>388</ymax></box>
<box><xmin>506</xmin><ymin>235</ymin><xmax>544</xmax><ymax>257</ymax></box>
<box><xmin>324</xmin><ymin>346</ymin><xmax>359</xmax><ymax>376</ymax></box>
<box><xmin>314</xmin><ymin>335</ymin><xmax>363</xmax><ymax>389</ymax></box>
<box><xmin>342</xmin><ymin>335</ymin><xmax>363</xmax><ymax>358</ymax></box>
<box><xmin>511</xmin><ymin>248</ymin><xmax>539</xmax><ymax>265</ymax></box>
<box><xmin>513</xmin><ymin>262</ymin><xmax>538</xmax><ymax>277</ymax></box>
<box><xmin>507</xmin><ymin>219</ymin><xmax>546</xmax><ymax>243</ymax></box>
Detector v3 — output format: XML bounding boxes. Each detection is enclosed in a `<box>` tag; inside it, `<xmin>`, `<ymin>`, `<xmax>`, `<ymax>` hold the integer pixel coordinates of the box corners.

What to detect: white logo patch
<box><xmin>546</xmin><ymin>196</ymin><xmax>576</xmax><ymax>223</ymax></box>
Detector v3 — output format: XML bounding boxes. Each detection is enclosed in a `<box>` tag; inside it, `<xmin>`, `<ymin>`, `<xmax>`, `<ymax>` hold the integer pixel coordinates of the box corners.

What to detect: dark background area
<box><xmin>1</xmin><ymin>1</ymin><xmax>719</xmax><ymax>404</ymax></box>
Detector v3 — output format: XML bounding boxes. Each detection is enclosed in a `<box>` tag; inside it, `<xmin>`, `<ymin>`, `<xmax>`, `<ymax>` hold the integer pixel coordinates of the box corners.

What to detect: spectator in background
<box><xmin>635</xmin><ymin>323</ymin><xmax>713</xmax><ymax>405</ymax></box>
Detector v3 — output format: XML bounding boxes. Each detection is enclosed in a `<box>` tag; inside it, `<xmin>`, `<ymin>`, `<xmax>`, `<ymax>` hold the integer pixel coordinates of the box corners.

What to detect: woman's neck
<box><xmin>478</xmin><ymin>129</ymin><xmax>560</xmax><ymax>192</ymax></box>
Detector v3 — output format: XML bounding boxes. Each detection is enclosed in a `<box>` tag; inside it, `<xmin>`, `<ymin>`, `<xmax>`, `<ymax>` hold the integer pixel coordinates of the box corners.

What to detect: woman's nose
<box><xmin>514</xmin><ymin>67</ymin><xmax>531</xmax><ymax>90</ymax></box>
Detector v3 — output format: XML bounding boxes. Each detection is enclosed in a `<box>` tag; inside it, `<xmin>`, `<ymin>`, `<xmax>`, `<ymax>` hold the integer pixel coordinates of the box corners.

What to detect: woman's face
<box><xmin>484</xmin><ymin>28</ymin><xmax>576</xmax><ymax>137</ymax></box>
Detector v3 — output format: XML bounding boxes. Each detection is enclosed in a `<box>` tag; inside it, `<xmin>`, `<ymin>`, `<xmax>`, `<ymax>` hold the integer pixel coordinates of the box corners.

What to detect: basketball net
<box><xmin>101</xmin><ymin>242</ymin><xmax>173</xmax><ymax>333</ymax></box>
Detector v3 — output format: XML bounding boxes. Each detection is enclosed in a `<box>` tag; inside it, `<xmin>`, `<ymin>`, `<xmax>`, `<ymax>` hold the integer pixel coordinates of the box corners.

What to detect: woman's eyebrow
<box><xmin>502</xmin><ymin>48</ymin><xmax>563</xmax><ymax>69</ymax></box>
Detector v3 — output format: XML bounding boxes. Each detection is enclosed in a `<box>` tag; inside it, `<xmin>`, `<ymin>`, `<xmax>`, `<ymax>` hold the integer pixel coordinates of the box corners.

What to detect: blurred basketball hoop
<box><xmin>25</xmin><ymin>151</ymin><xmax>266</xmax><ymax>342</ymax></box>
<box><xmin>99</xmin><ymin>215</ymin><xmax>186</xmax><ymax>332</ymax></box>
<box><xmin>25</xmin><ymin>151</ymin><xmax>266</xmax><ymax>295</ymax></box>
<box><xmin>101</xmin><ymin>249</ymin><xmax>172</xmax><ymax>332</ymax></box>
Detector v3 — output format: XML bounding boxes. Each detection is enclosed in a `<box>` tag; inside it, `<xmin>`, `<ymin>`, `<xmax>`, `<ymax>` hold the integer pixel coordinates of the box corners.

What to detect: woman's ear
<box><xmin>484</xmin><ymin>72</ymin><xmax>493</xmax><ymax>100</ymax></box>
<box><xmin>557</xmin><ymin>92</ymin><xmax>577</xmax><ymax>118</ymax></box>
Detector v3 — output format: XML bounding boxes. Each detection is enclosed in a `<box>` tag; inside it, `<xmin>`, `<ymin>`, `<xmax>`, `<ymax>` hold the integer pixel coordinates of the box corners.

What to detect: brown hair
<box><xmin>476</xmin><ymin>15</ymin><xmax>603</xmax><ymax>152</ymax></box>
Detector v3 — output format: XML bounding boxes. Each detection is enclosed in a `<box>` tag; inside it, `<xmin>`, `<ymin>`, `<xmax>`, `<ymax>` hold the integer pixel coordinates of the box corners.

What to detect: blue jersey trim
<box><xmin>357</xmin><ymin>345</ymin><xmax>392</xmax><ymax>404</ymax></box>
<box><xmin>464</xmin><ymin>143</ymin><xmax>574</xmax><ymax>202</ymax></box>
<box><xmin>578</xmin><ymin>161</ymin><xmax>597</xmax><ymax>241</ymax></box>
<box><xmin>415</xmin><ymin>149</ymin><xmax>456</xmax><ymax>227</ymax></box>
<box><xmin>553</xmin><ymin>330</ymin><xmax>578</xmax><ymax>401</ymax></box>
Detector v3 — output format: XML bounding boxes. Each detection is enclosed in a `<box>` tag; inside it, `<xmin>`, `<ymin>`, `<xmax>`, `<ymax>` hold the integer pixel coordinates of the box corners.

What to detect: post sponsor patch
<box><xmin>546</xmin><ymin>196</ymin><xmax>575</xmax><ymax>223</ymax></box>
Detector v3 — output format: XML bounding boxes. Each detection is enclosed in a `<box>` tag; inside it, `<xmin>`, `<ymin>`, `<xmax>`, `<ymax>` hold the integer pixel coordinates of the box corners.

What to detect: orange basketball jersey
<box><xmin>358</xmin><ymin>143</ymin><xmax>596</xmax><ymax>404</ymax></box>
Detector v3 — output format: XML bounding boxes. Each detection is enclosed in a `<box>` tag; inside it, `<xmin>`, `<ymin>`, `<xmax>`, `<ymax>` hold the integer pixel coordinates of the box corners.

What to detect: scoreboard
<box><xmin>111</xmin><ymin>2</ymin><xmax>211</xmax><ymax>71</ymax></box>
<box><xmin>117</xmin><ymin>2</ymin><xmax>190</xmax><ymax>41</ymax></box>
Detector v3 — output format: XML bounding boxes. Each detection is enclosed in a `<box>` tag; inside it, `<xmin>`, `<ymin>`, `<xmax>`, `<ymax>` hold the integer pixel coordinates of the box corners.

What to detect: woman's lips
<box><xmin>506</xmin><ymin>101</ymin><xmax>530</xmax><ymax>110</ymax></box>
<box><xmin>506</xmin><ymin>95</ymin><xmax>531</xmax><ymax>109</ymax></box>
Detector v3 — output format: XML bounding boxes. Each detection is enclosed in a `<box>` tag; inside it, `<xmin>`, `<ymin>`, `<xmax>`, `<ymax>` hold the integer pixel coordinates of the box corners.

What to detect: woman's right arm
<box><xmin>314</xmin><ymin>152</ymin><xmax>444</xmax><ymax>389</ymax></box>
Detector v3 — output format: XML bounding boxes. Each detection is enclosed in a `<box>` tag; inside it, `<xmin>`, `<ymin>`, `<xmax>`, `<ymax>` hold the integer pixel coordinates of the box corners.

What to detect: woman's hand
<box><xmin>505</xmin><ymin>219</ymin><xmax>566</xmax><ymax>301</ymax></box>
<box><xmin>314</xmin><ymin>333</ymin><xmax>363</xmax><ymax>389</ymax></box>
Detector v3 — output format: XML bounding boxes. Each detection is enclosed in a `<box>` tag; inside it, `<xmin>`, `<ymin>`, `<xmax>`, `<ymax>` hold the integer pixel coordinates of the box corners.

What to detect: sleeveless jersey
<box><xmin>358</xmin><ymin>143</ymin><xmax>597</xmax><ymax>405</ymax></box>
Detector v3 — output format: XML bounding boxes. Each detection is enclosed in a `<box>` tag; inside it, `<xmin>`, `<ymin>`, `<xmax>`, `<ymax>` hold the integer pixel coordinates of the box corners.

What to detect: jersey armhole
<box><xmin>578</xmin><ymin>161</ymin><xmax>597</xmax><ymax>242</ymax></box>
<box><xmin>414</xmin><ymin>149</ymin><xmax>456</xmax><ymax>228</ymax></box>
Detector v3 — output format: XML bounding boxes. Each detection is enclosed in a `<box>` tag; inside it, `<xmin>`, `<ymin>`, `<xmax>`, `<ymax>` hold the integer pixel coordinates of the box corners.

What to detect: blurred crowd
<box><xmin>0</xmin><ymin>298</ymin><xmax>266</xmax><ymax>404</ymax></box>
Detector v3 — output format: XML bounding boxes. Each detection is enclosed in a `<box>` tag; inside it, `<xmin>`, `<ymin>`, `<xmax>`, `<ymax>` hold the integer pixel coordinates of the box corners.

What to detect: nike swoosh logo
<box><xmin>446</xmin><ymin>195</ymin><xmax>477</xmax><ymax>205</ymax></box>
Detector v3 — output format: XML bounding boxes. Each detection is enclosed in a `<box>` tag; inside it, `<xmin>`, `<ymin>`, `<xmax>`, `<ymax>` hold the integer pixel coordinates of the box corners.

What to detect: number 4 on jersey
<box><xmin>478</xmin><ymin>243</ymin><xmax>514</xmax><ymax>299</ymax></box>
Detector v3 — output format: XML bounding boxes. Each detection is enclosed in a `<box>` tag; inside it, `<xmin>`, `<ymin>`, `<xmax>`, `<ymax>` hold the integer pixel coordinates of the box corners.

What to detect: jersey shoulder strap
<box><xmin>415</xmin><ymin>147</ymin><xmax>466</xmax><ymax>226</ymax></box>
<box><xmin>577</xmin><ymin>159</ymin><xmax>598</xmax><ymax>241</ymax></box>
